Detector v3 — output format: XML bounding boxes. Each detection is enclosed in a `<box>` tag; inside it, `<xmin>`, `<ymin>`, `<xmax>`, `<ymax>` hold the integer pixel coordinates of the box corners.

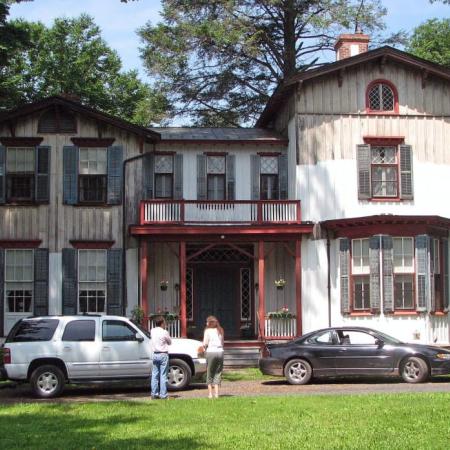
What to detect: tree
<box><xmin>406</xmin><ymin>19</ymin><xmax>450</xmax><ymax>68</ymax></box>
<box><xmin>2</xmin><ymin>14</ymin><xmax>169</xmax><ymax>125</ymax></box>
<box><xmin>138</xmin><ymin>0</ymin><xmax>402</xmax><ymax>126</ymax></box>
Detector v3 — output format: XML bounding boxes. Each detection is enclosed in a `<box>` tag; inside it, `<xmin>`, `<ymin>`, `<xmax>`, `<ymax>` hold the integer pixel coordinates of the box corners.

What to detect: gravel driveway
<box><xmin>1</xmin><ymin>376</ymin><xmax>450</xmax><ymax>404</ymax></box>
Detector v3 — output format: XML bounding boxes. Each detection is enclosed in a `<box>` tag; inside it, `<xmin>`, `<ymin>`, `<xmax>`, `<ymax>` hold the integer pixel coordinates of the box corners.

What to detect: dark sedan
<box><xmin>259</xmin><ymin>327</ymin><xmax>450</xmax><ymax>385</ymax></box>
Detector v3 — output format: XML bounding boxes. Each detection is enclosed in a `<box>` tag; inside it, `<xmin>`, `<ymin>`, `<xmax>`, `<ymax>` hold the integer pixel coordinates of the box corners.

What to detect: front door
<box><xmin>194</xmin><ymin>266</ymin><xmax>240</xmax><ymax>339</ymax></box>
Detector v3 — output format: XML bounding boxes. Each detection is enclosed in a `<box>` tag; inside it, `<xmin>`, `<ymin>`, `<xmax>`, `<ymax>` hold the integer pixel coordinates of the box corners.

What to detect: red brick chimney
<box><xmin>334</xmin><ymin>30</ymin><xmax>370</xmax><ymax>61</ymax></box>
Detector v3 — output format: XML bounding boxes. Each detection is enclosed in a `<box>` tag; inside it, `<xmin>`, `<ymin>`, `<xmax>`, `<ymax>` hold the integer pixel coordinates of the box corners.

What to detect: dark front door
<box><xmin>194</xmin><ymin>266</ymin><xmax>240</xmax><ymax>339</ymax></box>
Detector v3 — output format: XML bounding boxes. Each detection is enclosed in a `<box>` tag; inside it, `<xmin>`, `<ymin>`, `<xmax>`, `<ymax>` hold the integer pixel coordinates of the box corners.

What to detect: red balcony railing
<box><xmin>139</xmin><ymin>200</ymin><xmax>301</xmax><ymax>225</ymax></box>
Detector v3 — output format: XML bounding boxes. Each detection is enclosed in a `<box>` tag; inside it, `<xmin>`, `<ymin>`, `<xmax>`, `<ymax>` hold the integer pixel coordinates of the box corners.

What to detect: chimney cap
<box><xmin>334</xmin><ymin>32</ymin><xmax>370</xmax><ymax>50</ymax></box>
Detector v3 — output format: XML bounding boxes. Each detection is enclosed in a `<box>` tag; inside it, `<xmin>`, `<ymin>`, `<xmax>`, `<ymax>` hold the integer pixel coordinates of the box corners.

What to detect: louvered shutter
<box><xmin>251</xmin><ymin>154</ymin><xmax>260</xmax><ymax>200</ymax></box>
<box><xmin>357</xmin><ymin>144</ymin><xmax>371</xmax><ymax>200</ymax></box>
<box><xmin>173</xmin><ymin>154</ymin><xmax>183</xmax><ymax>199</ymax></box>
<box><xmin>34</xmin><ymin>248</ymin><xmax>49</xmax><ymax>316</ymax></box>
<box><xmin>369</xmin><ymin>236</ymin><xmax>381</xmax><ymax>313</ymax></box>
<box><xmin>107</xmin><ymin>145</ymin><xmax>123</xmax><ymax>205</ymax></box>
<box><xmin>35</xmin><ymin>146</ymin><xmax>50</xmax><ymax>203</ymax></box>
<box><xmin>382</xmin><ymin>236</ymin><xmax>394</xmax><ymax>314</ymax></box>
<box><xmin>63</xmin><ymin>146</ymin><xmax>78</xmax><ymax>205</ymax></box>
<box><xmin>0</xmin><ymin>145</ymin><xmax>5</xmax><ymax>204</ymax></box>
<box><xmin>0</xmin><ymin>249</ymin><xmax>4</xmax><ymax>336</ymax></box>
<box><xmin>107</xmin><ymin>249</ymin><xmax>123</xmax><ymax>315</ymax></box>
<box><xmin>443</xmin><ymin>239</ymin><xmax>449</xmax><ymax>311</ymax></box>
<box><xmin>339</xmin><ymin>238</ymin><xmax>351</xmax><ymax>314</ymax></box>
<box><xmin>415</xmin><ymin>235</ymin><xmax>430</xmax><ymax>312</ymax></box>
<box><xmin>399</xmin><ymin>145</ymin><xmax>413</xmax><ymax>200</ymax></box>
<box><xmin>429</xmin><ymin>239</ymin><xmax>436</xmax><ymax>313</ymax></box>
<box><xmin>226</xmin><ymin>155</ymin><xmax>235</xmax><ymax>200</ymax></box>
<box><xmin>62</xmin><ymin>248</ymin><xmax>78</xmax><ymax>315</ymax></box>
<box><xmin>197</xmin><ymin>154</ymin><xmax>207</xmax><ymax>200</ymax></box>
<box><xmin>143</xmin><ymin>153</ymin><xmax>154</xmax><ymax>199</ymax></box>
<box><xmin>278</xmin><ymin>153</ymin><xmax>288</xmax><ymax>199</ymax></box>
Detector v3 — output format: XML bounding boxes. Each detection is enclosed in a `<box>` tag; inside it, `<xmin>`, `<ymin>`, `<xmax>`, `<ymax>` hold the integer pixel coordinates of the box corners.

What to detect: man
<box><xmin>150</xmin><ymin>316</ymin><xmax>172</xmax><ymax>399</ymax></box>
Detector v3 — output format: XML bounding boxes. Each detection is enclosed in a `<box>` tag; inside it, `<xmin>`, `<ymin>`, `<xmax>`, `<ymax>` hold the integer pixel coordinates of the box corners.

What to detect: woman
<box><xmin>203</xmin><ymin>315</ymin><xmax>224</xmax><ymax>398</ymax></box>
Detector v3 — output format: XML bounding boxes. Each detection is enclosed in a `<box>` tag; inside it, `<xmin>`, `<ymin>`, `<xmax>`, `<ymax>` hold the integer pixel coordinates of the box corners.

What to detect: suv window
<box><xmin>6</xmin><ymin>319</ymin><xmax>59</xmax><ymax>342</ymax></box>
<box><xmin>102</xmin><ymin>320</ymin><xmax>137</xmax><ymax>341</ymax></box>
<box><xmin>62</xmin><ymin>320</ymin><xmax>96</xmax><ymax>341</ymax></box>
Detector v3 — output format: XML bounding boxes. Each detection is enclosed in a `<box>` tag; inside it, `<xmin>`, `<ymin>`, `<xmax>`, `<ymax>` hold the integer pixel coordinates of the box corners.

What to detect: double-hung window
<box><xmin>78</xmin><ymin>147</ymin><xmax>107</xmax><ymax>203</ymax></box>
<box><xmin>260</xmin><ymin>156</ymin><xmax>279</xmax><ymax>200</ymax></box>
<box><xmin>78</xmin><ymin>250</ymin><xmax>107</xmax><ymax>314</ymax></box>
<box><xmin>207</xmin><ymin>155</ymin><xmax>226</xmax><ymax>200</ymax></box>
<box><xmin>154</xmin><ymin>154</ymin><xmax>173</xmax><ymax>199</ymax></box>
<box><xmin>393</xmin><ymin>237</ymin><xmax>414</xmax><ymax>310</ymax></box>
<box><xmin>371</xmin><ymin>146</ymin><xmax>398</xmax><ymax>198</ymax></box>
<box><xmin>5</xmin><ymin>249</ymin><xmax>34</xmax><ymax>313</ymax></box>
<box><xmin>6</xmin><ymin>147</ymin><xmax>35</xmax><ymax>202</ymax></box>
<box><xmin>351</xmin><ymin>239</ymin><xmax>370</xmax><ymax>310</ymax></box>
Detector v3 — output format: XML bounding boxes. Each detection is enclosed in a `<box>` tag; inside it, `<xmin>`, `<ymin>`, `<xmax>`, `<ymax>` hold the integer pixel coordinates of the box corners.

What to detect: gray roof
<box><xmin>150</xmin><ymin>127</ymin><xmax>287</xmax><ymax>142</ymax></box>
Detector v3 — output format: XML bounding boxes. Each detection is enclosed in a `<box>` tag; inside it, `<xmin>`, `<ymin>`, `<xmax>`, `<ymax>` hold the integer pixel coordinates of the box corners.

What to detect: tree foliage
<box><xmin>406</xmin><ymin>18</ymin><xmax>450</xmax><ymax>68</ymax></box>
<box><xmin>138</xmin><ymin>0</ymin><xmax>402</xmax><ymax>126</ymax></box>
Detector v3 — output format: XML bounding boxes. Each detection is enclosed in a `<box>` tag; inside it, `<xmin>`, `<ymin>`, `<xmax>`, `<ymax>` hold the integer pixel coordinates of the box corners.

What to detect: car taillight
<box><xmin>261</xmin><ymin>344</ymin><xmax>271</xmax><ymax>358</ymax></box>
<box><xmin>3</xmin><ymin>348</ymin><xmax>11</xmax><ymax>364</ymax></box>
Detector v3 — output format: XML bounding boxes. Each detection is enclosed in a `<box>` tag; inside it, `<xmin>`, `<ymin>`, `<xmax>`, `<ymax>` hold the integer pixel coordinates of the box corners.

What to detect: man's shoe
<box><xmin>151</xmin><ymin>395</ymin><xmax>159</xmax><ymax>400</ymax></box>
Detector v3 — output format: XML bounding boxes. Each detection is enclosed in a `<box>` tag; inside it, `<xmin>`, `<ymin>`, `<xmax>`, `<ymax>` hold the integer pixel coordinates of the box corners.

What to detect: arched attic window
<box><xmin>366</xmin><ymin>80</ymin><xmax>399</xmax><ymax>114</ymax></box>
<box><xmin>38</xmin><ymin>107</ymin><xmax>77</xmax><ymax>133</ymax></box>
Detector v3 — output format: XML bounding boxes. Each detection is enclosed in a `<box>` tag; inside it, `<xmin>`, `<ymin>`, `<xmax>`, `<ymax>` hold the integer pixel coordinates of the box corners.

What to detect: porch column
<box><xmin>258</xmin><ymin>241</ymin><xmax>266</xmax><ymax>340</ymax></box>
<box><xmin>140</xmin><ymin>240</ymin><xmax>149</xmax><ymax>321</ymax></box>
<box><xmin>179</xmin><ymin>241</ymin><xmax>187</xmax><ymax>338</ymax></box>
<box><xmin>295</xmin><ymin>238</ymin><xmax>302</xmax><ymax>336</ymax></box>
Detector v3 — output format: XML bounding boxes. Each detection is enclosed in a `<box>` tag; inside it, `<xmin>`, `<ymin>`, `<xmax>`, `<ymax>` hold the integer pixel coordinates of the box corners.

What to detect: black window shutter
<box><xmin>63</xmin><ymin>146</ymin><xmax>79</xmax><ymax>205</ymax></box>
<box><xmin>35</xmin><ymin>146</ymin><xmax>50</xmax><ymax>203</ymax></box>
<box><xmin>0</xmin><ymin>248</ymin><xmax>4</xmax><ymax>336</ymax></box>
<box><xmin>415</xmin><ymin>235</ymin><xmax>429</xmax><ymax>312</ymax></box>
<box><xmin>173</xmin><ymin>154</ymin><xmax>183</xmax><ymax>199</ymax></box>
<box><xmin>143</xmin><ymin>153</ymin><xmax>154</xmax><ymax>199</ymax></box>
<box><xmin>62</xmin><ymin>248</ymin><xmax>78</xmax><ymax>315</ymax></box>
<box><xmin>339</xmin><ymin>238</ymin><xmax>351</xmax><ymax>314</ymax></box>
<box><xmin>107</xmin><ymin>249</ymin><xmax>123</xmax><ymax>315</ymax></box>
<box><xmin>107</xmin><ymin>145</ymin><xmax>123</xmax><ymax>205</ymax></box>
<box><xmin>443</xmin><ymin>239</ymin><xmax>449</xmax><ymax>311</ymax></box>
<box><xmin>357</xmin><ymin>144</ymin><xmax>371</xmax><ymax>200</ymax></box>
<box><xmin>0</xmin><ymin>145</ymin><xmax>5</xmax><ymax>204</ymax></box>
<box><xmin>382</xmin><ymin>236</ymin><xmax>394</xmax><ymax>314</ymax></box>
<box><xmin>399</xmin><ymin>145</ymin><xmax>413</xmax><ymax>200</ymax></box>
<box><xmin>278</xmin><ymin>153</ymin><xmax>288</xmax><ymax>199</ymax></box>
<box><xmin>429</xmin><ymin>238</ymin><xmax>436</xmax><ymax>313</ymax></box>
<box><xmin>226</xmin><ymin>154</ymin><xmax>235</xmax><ymax>200</ymax></box>
<box><xmin>251</xmin><ymin>154</ymin><xmax>260</xmax><ymax>200</ymax></box>
<box><xmin>34</xmin><ymin>248</ymin><xmax>49</xmax><ymax>316</ymax></box>
<box><xmin>197</xmin><ymin>154</ymin><xmax>207</xmax><ymax>200</ymax></box>
<box><xmin>369</xmin><ymin>236</ymin><xmax>381</xmax><ymax>313</ymax></box>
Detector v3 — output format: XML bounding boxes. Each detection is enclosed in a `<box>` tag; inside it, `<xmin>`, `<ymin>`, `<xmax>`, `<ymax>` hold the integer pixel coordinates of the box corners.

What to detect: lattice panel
<box><xmin>186</xmin><ymin>267</ymin><xmax>193</xmax><ymax>320</ymax></box>
<box><xmin>371</xmin><ymin>146</ymin><xmax>396</xmax><ymax>164</ymax></box>
<box><xmin>207</xmin><ymin>156</ymin><xmax>225</xmax><ymax>174</ymax></box>
<box><xmin>187</xmin><ymin>245</ymin><xmax>253</xmax><ymax>263</ymax></box>
<box><xmin>155</xmin><ymin>155</ymin><xmax>173</xmax><ymax>173</ymax></box>
<box><xmin>260</xmin><ymin>156</ymin><xmax>278</xmax><ymax>174</ymax></box>
<box><xmin>368</xmin><ymin>83</ymin><xmax>394</xmax><ymax>111</ymax></box>
<box><xmin>240</xmin><ymin>268</ymin><xmax>251</xmax><ymax>320</ymax></box>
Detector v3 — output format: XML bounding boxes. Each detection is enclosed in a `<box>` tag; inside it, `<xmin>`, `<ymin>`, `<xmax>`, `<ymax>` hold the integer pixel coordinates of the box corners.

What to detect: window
<box><xmin>307</xmin><ymin>330</ymin><xmax>335</xmax><ymax>345</ymax></box>
<box><xmin>352</xmin><ymin>239</ymin><xmax>370</xmax><ymax>310</ymax></box>
<box><xmin>78</xmin><ymin>250</ymin><xmax>107</xmax><ymax>314</ymax></box>
<box><xmin>6</xmin><ymin>147</ymin><xmax>35</xmax><ymax>202</ymax></box>
<box><xmin>6</xmin><ymin>319</ymin><xmax>59</xmax><ymax>343</ymax></box>
<box><xmin>154</xmin><ymin>154</ymin><xmax>173</xmax><ymax>199</ymax></box>
<box><xmin>366</xmin><ymin>81</ymin><xmax>397</xmax><ymax>113</ymax></box>
<box><xmin>62</xmin><ymin>320</ymin><xmax>96</xmax><ymax>341</ymax></box>
<box><xmin>338</xmin><ymin>330</ymin><xmax>378</xmax><ymax>345</ymax></box>
<box><xmin>102</xmin><ymin>320</ymin><xmax>137</xmax><ymax>341</ymax></box>
<box><xmin>371</xmin><ymin>146</ymin><xmax>398</xmax><ymax>197</ymax></box>
<box><xmin>260</xmin><ymin>156</ymin><xmax>279</xmax><ymax>200</ymax></box>
<box><xmin>207</xmin><ymin>155</ymin><xmax>225</xmax><ymax>200</ymax></box>
<box><xmin>393</xmin><ymin>237</ymin><xmax>414</xmax><ymax>310</ymax></box>
<box><xmin>5</xmin><ymin>249</ymin><xmax>34</xmax><ymax>313</ymax></box>
<box><xmin>38</xmin><ymin>108</ymin><xmax>76</xmax><ymax>133</ymax></box>
<box><xmin>79</xmin><ymin>147</ymin><xmax>107</xmax><ymax>203</ymax></box>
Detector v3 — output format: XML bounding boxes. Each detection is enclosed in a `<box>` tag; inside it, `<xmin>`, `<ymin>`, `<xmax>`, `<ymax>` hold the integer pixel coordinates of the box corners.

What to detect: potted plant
<box><xmin>267</xmin><ymin>306</ymin><xmax>295</xmax><ymax>319</ymax></box>
<box><xmin>160</xmin><ymin>280</ymin><xmax>169</xmax><ymax>291</ymax></box>
<box><xmin>274</xmin><ymin>278</ymin><xmax>286</xmax><ymax>290</ymax></box>
<box><xmin>130</xmin><ymin>306</ymin><xmax>145</xmax><ymax>325</ymax></box>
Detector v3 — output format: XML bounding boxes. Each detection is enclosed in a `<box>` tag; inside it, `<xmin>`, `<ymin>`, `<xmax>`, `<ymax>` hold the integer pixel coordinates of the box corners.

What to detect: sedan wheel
<box><xmin>284</xmin><ymin>359</ymin><xmax>312</xmax><ymax>385</ymax></box>
<box><xmin>401</xmin><ymin>357</ymin><xmax>429</xmax><ymax>383</ymax></box>
<box><xmin>30</xmin><ymin>365</ymin><xmax>65</xmax><ymax>398</ymax></box>
<box><xmin>168</xmin><ymin>358</ymin><xmax>192</xmax><ymax>391</ymax></box>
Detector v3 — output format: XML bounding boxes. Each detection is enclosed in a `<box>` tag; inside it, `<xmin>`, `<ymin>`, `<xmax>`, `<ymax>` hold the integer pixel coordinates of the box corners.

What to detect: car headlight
<box><xmin>435</xmin><ymin>353</ymin><xmax>450</xmax><ymax>360</ymax></box>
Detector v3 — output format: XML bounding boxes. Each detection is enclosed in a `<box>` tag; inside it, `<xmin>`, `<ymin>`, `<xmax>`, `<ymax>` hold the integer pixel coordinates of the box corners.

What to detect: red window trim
<box><xmin>363</xmin><ymin>136</ymin><xmax>404</xmax><ymax>146</ymax></box>
<box><xmin>0</xmin><ymin>239</ymin><xmax>42</xmax><ymax>248</ymax></box>
<box><xmin>366</xmin><ymin>79</ymin><xmax>399</xmax><ymax>115</ymax></box>
<box><xmin>70</xmin><ymin>240</ymin><xmax>115</xmax><ymax>249</ymax></box>
<box><xmin>71</xmin><ymin>138</ymin><xmax>115</xmax><ymax>147</ymax></box>
<box><xmin>257</xmin><ymin>152</ymin><xmax>281</xmax><ymax>157</ymax></box>
<box><xmin>155</xmin><ymin>151</ymin><xmax>176</xmax><ymax>156</ymax></box>
<box><xmin>0</xmin><ymin>137</ymin><xmax>44</xmax><ymax>146</ymax></box>
<box><xmin>204</xmin><ymin>152</ymin><xmax>228</xmax><ymax>156</ymax></box>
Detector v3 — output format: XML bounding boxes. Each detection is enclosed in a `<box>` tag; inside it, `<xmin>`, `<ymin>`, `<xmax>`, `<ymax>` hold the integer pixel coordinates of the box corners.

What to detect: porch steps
<box><xmin>223</xmin><ymin>344</ymin><xmax>261</xmax><ymax>368</ymax></box>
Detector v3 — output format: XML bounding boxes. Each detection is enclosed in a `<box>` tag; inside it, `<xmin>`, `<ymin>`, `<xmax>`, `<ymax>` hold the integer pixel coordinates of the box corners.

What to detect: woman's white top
<box><xmin>203</xmin><ymin>328</ymin><xmax>224</xmax><ymax>353</ymax></box>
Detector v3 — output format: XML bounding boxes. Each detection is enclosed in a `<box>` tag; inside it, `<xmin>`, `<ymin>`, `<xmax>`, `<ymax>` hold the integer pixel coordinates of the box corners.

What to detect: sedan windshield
<box><xmin>374</xmin><ymin>330</ymin><xmax>403</xmax><ymax>345</ymax></box>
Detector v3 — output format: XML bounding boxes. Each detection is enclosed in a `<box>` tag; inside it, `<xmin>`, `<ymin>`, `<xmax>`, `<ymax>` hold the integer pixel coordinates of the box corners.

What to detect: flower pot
<box><xmin>276</xmin><ymin>285</ymin><xmax>284</xmax><ymax>290</ymax></box>
<box><xmin>160</xmin><ymin>285</ymin><xmax>168</xmax><ymax>291</ymax></box>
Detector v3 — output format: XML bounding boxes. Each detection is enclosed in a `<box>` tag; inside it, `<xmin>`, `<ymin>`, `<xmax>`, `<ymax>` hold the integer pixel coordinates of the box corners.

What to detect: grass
<box><xmin>222</xmin><ymin>367</ymin><xmax>277</xmax><ymax>382</ymax></box>
<box><xmin>0</xmin><ymin>393</ymin><xmax>449</xmax><ymax>449</ymax></box>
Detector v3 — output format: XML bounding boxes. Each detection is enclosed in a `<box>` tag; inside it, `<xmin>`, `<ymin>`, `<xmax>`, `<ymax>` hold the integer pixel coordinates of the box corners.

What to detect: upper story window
<box><xmin>251</xmin><ymin>153</ymin><xmax>287</xmax><ymax>201</ymax></box>
<box><xmin>79</xmin><ymin>147</ymin><xmax>107</xmax><ymax>203</ymax></box>
<box><xmin>6</xmin><ymin>147</ymin><xmax>35</xmax><ymax>202</ymax></box>
<box><xmin>38</xmin><ymin>108</ymin><xmax>77</xmax><ymax>134</ymax></box>
<box><xmin>154</xmin><ymin>154</ymin><xmax>173</xmax><ymax>199</ymax></box>
<box><xmin>143</xmin><ymin>153</ymin><xmax>182</xmax><ymax>200</ymax></box>
<box><xmin>207</xmin><ymin>155</ymin><xmax>226</xmax><ymax>200</ymax></box>
<box><xmin>371</xmin><ymin>146</ymin><xmax>398</xmax><ymax>198</ymax></box>
<box><xmin>366</xmin><ymin>80</ymin><xmax>398</xmax><ymax>114</ymax></box>
<box><xmin>260</xmin><ymin>156</ymin><xmax>279</xmax><ymax>200</ymax></box>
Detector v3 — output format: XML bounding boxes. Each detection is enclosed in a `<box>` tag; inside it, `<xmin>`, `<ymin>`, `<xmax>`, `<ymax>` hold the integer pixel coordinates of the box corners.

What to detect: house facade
<box><xmin>0</xmin><ymin>32</ymin><xmax>449</xmax><ymax>345</ymax></box>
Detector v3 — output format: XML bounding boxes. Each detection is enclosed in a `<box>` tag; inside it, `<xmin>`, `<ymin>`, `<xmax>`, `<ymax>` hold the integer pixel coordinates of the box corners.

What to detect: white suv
<box><xmin>2</xmin><ymin>315</ymin><xmax>206</xmax><ymax>398</ymax></box>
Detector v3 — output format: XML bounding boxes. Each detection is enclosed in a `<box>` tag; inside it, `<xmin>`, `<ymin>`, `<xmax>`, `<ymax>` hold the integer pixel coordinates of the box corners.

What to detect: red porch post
<box><xmin>179</xmin><ymin>241</ymin><xmax>187</xmax><ymax>338</ymax></box>
<box><xmin>140</xmin><ymin>240</ymin><xmax>149</xmax><ymax>323</ymax></box>
<box><xmin>295</xmin><ymin>238</ymin><xmax>302</xmax><ymax>336</ymax></box>
<box><xmin>258</xmin><ymin>241</ymin><xmax>266</xmax><ymax>340</ymax></box>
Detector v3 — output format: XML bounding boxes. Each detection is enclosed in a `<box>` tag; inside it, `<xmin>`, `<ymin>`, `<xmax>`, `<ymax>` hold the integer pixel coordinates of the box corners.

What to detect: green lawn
<box><xmin>222</xmin><ymin>367</ymin><xmax>277</xmax><ymax>382</ymax></box>
<box><xmin>1</xmin><ymin>393</ymin><xmax>449</xmax><ymax>449</ymax></box>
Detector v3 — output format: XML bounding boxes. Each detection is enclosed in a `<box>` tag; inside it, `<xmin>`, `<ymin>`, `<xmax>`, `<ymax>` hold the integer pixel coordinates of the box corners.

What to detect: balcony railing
<box><xmin>140</xmin><ymin>200</ymin><xmax>301</xmax><ymax>225</ymax></box>
<box><xmin>146</xmin><ymin>317</ymin><xmax>181</xmax><ymax>338</ymax></box>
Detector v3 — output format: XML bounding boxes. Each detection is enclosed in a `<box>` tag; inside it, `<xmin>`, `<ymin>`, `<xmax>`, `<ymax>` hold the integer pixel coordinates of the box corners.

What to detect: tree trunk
<box><xmin>283</xmin><ymin>0</ymin><xmax>297</xmax><ymax>78</ymax></box>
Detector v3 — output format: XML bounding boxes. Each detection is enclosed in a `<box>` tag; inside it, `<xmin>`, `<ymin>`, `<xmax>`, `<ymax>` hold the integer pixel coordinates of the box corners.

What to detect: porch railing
<box><xmin>146</xmin><ymin>318</ymin><xmax>181</xmax><ymax>338</ymax></box>
<box><xmin>264</xmin><ymin>317</ymin><xmax>297</xmax><ymax>338</ymax></box>
<box><xmin>140</xmin><ymin>200</ymin><xmax>301</xmax><ymax>225</ymax></box>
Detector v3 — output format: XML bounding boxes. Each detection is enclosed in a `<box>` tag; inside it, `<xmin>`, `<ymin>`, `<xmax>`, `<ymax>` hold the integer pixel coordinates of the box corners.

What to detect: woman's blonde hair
<box><xmin>205</xmin><ymin>315</ymin><xmax>224</xmax><ymax>339</ymax></box>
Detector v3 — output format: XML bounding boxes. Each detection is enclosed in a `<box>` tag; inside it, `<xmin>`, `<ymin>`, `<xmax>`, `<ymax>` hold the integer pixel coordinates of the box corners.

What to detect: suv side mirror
<box><xmin>135</xmin><ymin>333</ymin><xmax>144</xmax><ymax>343</ymax></box>
<box><xmin>375</xmin><ymin>338</ymin><xmax>384</xmax><ymax>348</ymax></box>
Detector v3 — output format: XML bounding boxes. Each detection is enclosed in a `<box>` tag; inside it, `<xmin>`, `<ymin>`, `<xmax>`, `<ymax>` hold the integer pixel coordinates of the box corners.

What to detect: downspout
<box><xmin>326</xmin><ymin>229</ymin><xmax>332</xmax><ymax>327</ymax></box>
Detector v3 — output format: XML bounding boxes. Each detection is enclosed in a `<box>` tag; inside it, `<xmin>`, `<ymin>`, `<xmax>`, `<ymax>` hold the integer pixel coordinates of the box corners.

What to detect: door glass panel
<box><xmin>102</xmin><ymin>320</ymin><xmax>137</xmax><ymax>341</ymax></box>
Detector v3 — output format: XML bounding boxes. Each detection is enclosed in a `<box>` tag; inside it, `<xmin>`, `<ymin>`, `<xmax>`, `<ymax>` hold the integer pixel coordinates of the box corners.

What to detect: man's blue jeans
<box><xmin>151</xmin><ymin>353</ymin><xmax>169</xmax><ymax>398</ymax></box>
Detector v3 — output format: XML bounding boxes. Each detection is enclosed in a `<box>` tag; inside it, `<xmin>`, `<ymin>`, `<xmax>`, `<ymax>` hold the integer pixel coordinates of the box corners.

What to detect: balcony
<box><xmin>139</xmin><ymin>200</ymin><xmax>301</xmax><ymax>225</ymax></box>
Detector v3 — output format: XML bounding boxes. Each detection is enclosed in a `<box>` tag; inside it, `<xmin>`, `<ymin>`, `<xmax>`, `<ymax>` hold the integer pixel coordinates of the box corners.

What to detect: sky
<box><xmin>9</xmin><ymin>0</ymin><xmax>450</xmax><ymax>81</ymax></box>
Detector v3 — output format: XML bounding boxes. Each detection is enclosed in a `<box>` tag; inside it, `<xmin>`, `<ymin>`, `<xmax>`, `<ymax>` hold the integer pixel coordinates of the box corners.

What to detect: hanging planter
<box><xmin>274</xmin><ymin>278</ymin><xmax>286</xmax><ymax>290</ymax></box>
<box><xmin>160</xmin><ymin>280</ymin><xmax>169</xmax><ymax>291</ymax></box>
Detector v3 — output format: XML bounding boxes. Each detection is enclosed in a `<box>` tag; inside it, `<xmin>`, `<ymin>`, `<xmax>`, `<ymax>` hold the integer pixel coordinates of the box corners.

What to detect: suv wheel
<box><xmin>168</xmin><ymin>359</ymin><xmax>192</xmax><ymax>391</ymax></box>
<box><xmin>30</xmin><ymin>365</ymin><xmax>65</xmax><ymax>398</ymax></box>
